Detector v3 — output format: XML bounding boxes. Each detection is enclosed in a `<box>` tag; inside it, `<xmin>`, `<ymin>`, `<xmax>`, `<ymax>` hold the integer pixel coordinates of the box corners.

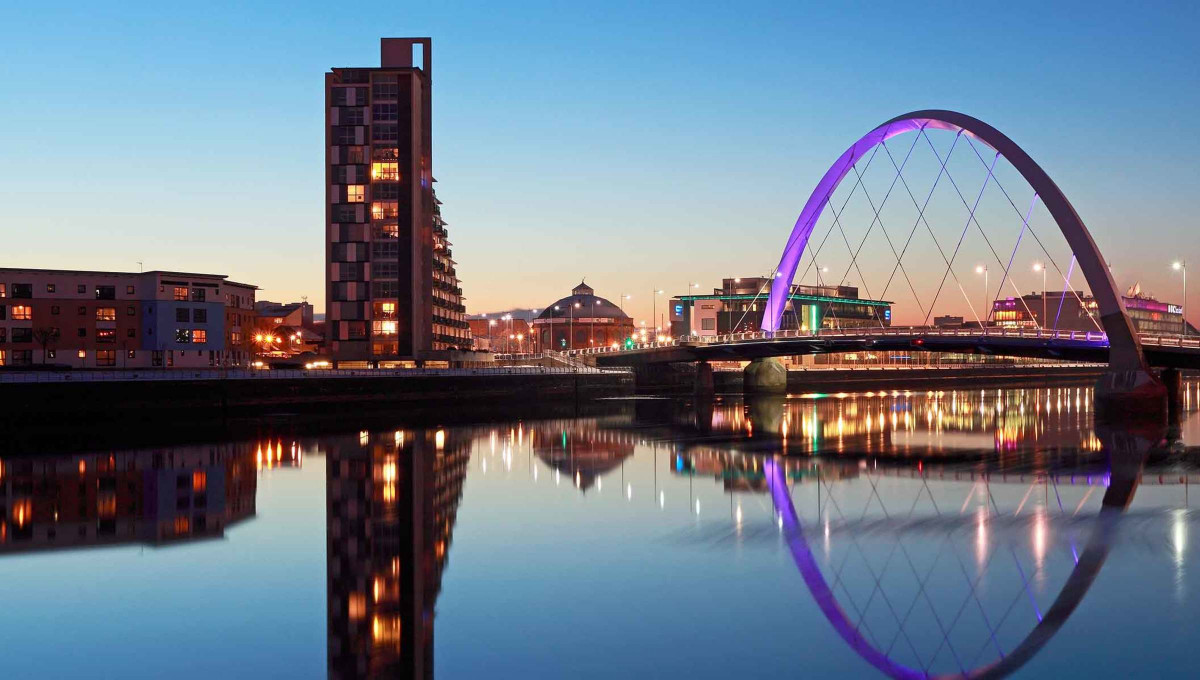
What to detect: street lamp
<box><xmin>572</xmin><ymin>301</ymin><xmax>581</xmax><ymax>350</ymax></box>
<box><xmin>653</xmin><ymin>289</ymin><xmax>664</xmax><ymax>341</ymax></box>
<box><xmin>1033</xmin><ymin>262</ymin><xmax>1046</xmax><ymax>329</ymax></box>
<box><xmin>552</xmin><ymin>304</ymin><xmax>561</xmax><ymax>352</ymax></box>
<box><xmin>975</xmin><ymin>265</ymin><xmax>988</xmax><ymax>326</ymax></box>
<box><xmin>1174</xmin><ymin>261</ymin><xmax>1188</xmax><ymax>336</ymax></box>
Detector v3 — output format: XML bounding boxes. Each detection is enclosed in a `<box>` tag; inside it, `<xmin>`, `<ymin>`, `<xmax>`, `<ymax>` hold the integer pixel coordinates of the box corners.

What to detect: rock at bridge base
<box><xmin>1094</xmin><ymin>369</ymin><xmax>1167</xmax><ymax>425</ymax></box>
<box><xmin>744</xmin><ymin>357</ymin><xmax>787</xmax><ymax>394</ymax></box>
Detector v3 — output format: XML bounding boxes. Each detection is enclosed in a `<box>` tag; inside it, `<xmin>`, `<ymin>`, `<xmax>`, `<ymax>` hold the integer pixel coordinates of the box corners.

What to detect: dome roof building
<box><xmin>532</xmin><ymin>281</ymin><xmax>635</xmax><ymax>351</ymax></box>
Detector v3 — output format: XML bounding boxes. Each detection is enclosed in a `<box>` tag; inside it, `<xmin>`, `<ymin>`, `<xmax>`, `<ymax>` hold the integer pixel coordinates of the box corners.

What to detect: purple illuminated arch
<box><xmin>762</xmin><ymin>110</ymin><xmax>1146</xmax><ymax>373</ymax></box>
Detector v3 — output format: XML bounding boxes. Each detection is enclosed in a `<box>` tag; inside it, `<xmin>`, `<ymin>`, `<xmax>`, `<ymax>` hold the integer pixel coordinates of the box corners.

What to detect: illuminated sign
<box><xmin>674</xmin><ymin>304</ymin><xmax>683</xmax><ymax>314</ymax></box>
<box><xmin>884</xmin><ymin>309</ymin><xmax>891</xmax><ymax>321</ymax></box>
<box><xmin>1169</xmin><ymin>304</ymin><xmax>1183</xmax><ymax>314</ymax></box>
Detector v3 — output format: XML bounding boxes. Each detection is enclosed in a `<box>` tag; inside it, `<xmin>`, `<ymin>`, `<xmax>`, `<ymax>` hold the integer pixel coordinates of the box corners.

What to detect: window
<box><xmin>346</xmin><ymin>185</ymin><xmax>366</xmax><ymax>202</ymax></box>
<box><xmin>95</xmin><ymin>286</ymin><xmax>115</xmax><ymax>300</ymax></box>
<box><xmin>192</xmin><ymin>330</ymin><xmax>207</xmax><ymax>343</ymax></box>
<box><xmin>333</xmin><ymin>126</ymin><xmax>357</xmax><ymax>145</ymax></box>
<box><xmin>191</xmin><ymin>288</ymin><xmax>206</xmax><ymax>302</ymax></box>
<box><xmin>372</xmin><ymin>262</ymin><xmax>399</xmax><ymax>279</ymax></box>
<box><xmin>372</xmin><ymin>103</ymin><xmax>397</xmax><ymax>121</ymax></box>
<box><xmin>77</xmin><ymin>349</ymin><xmax>86</xmax><ymax>359</ymax></box>
<box><xmin>127</xmin><ymin>328</ymin><xmax>136</xmax><ymax>338</ymax></box>
<box><xmin>176</xmin><ymin>308</ymin><xmax>190</xmax><ymax>322</ymax></box>
<box><xmin>346</xmin><ymin>321</ymin><xmax>367</xmax><ymax>339</ymax></box>
<box><xmin>0</xmin><ymin>283</ymin><xmax>5</xmax><ymax>297</ymax></box>
<box><xmin>96</xmin><ymin>350</ymin><xmax>116</xmax><ymax>367</ymax></box>
<box><xmin>341</xmin><ymin>107</ymin><xmax>365</xmax><ymax>125</ymax></box>
<box><xmin>11</xmin><ymin>349</ymin><xmax>31</xmax><ymax>366</ymax></box>
<box><xmin>152</xmin><ymin>351</ymin><xmax>163</xmax><ymax>367</ymax></box>
<box><xmin>46</xmin><ymin>284</ymin><xmax>56</xmax><ymax>293</ymax></box>
<box><xmin>701</xmin><ymin>318</ymin><xmax>716</xmax><ymax>330</ymax></box>
<box><xmin>371</xmin><ymin>281</ymin><xmax>399</xmax><ymax>298</ymax></box>
<box><xmin>372</xmin><ymin>82</ymin><xmax>398</xmax><ymax>99</ymax></box>
<box><xmin>372</xmin><ymin>320</ymin><xmax>398</xmax><ymax>336</ymax></box>
<box><xmin>96</xmin><ymin>307</ymin><xmax>116</xmax><ymax>321</ymax></box>
<box><xmin>96</xmin><ymin>329</ymin><xmax>116</xmax><ymax>344</ymax></box>
<box><xmin>126</xmin><ymin>285</ymin><xmax>135</xmax><ymax>295</ymax></box>
<box><xmin>373</xmin><ymin>147</ymin><xmax>399</xmax><ymax>161</ymax></box>
<box><xmin>371</xmin><ymin>241</ymin><xmax>398</xmax><ymax>258</ymax></box>
<box><xmin>46</xmin><ymin>349</ymin><xmax>54</xmax><ymax>359</ymax></box>
<box><xmin>374</xmin><ymin>224</ymin><xmax>399</xmax><ymax>239</ymax></box>
<box><xmin>0</xmin><ymin>329</ymin><xmax>5</xmax><ymax>343</ymax></box>
<box><xmin>51</xmin><ymin>305</ymin><xmax>59</xmax><ymax>315</ymax></box>
<box><xmin>372</xmin><ymin>124</ymin><xmax>398</xmax><ymax>142</ymax></box>
<box><xmin>76</xmin><ymin>284</ymin><xmax>86</xmax><ymax>294</ymax></box>
<box><xmin>127</xmin><ymin>349</ymin><xmax>136</xmax><ymax>359</ymax></box>
<box><xmin>126</xmin><ymin>305</ymin><xmax>135</xmax><ymax>316</ymax></box>
<box><xmin>173</xmin><ymin>287</ymin><xmax>188</xmax><ymax>301</ymax></box>
<box><xmin>370</xmin><ymin>162</ymin><xmax>399</xmax><ymax>181</ymax></box>
<box><xmin>77</xmin><ymin>306</ymin><xmax>86</xmax><ymax>316</ymax></box>
<box><xmin>372</xmin><ymin>183</ymin><xmax>400</xmax><ymax>200</ymax></box>
<box><xmin>371</xmin><ymin>201</ymin><xmax>399</xmax><ymax>220</ymax></box>
<box><xmin>344</xmin><ymin>146</ymin><xmax>367</xmax><ymax>164</ymax></box>
<box><xmin>374</xmin><ymin>301</ymin><xmax>397</xmax><ymax>319</ymax></box>
<box><xmin>12</xmin><ymin>328</ymin><xmax>31</xmax><ymax>343</ymax></box>
<box><xmin>12</xmin><ymin>283</ymin><xmax>32</xmax><ymax>299</ymax></box>
<box><xmin>11</xmin><ymin>305</ymin><xmax>31</xmax><ymax>320</ymax></box>
<box><xmin>0</xmin><ymin>306</ymin><xmax>5</xmax><ymax>320</ymax></box>
<box><xmin>193</xmin><ymin>309</ymin><xmax>207</xmax><ymax>323</ymax></box>
<box><xmin>333</xmin><ymin>204</ymin><xmax>360</xmax><ymax>223</ymax></box>
<box><xmin>175</xmin><ymin>329</ymin><xmax>191</xmax><ymax>343</ymax></box>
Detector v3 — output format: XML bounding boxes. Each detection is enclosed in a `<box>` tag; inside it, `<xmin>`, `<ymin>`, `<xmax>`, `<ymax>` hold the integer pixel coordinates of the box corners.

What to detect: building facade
<box><xmin>530</xmin><ymin>282</ymin><xmax>635</xmax><ymax>351</ymax></box>
<box><xmin>990</xmin><ymin>289</ymin><xmax>1195</xmax><ymax>334</ymax></box>
<box><xmin>325</xmin><ymin>38</ymin><xmax>472</xmax><ymax>368</ymax></box>
<box><xmin>669</xmin><ymin>277</ymin><xmax>892</xmax><ymax>337</ymax></box>
<box><xmin>0</xmin><ymin>268</ymin><xmax>256</xmax><ymax>369</ymax></box>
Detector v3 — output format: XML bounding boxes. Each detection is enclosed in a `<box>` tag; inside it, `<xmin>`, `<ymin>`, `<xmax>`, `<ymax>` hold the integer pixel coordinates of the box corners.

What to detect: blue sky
<box><xmin>1</xmin><ymin>1</ymin><xmax>1197</xmax><ymax>324</ymax></box>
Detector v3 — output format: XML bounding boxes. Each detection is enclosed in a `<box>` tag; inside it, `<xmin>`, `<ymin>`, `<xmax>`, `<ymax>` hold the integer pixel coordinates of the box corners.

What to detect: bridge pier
<box><xmin>743</xmin><ymin>357</ymin><xmax>787</xmax><ymax>394</ymax></box>
<box><xmin>1162</xmin><ymin>367</ymin><xmax>1183</xmax><ymax>443</ymax></box>
<box><xmin>1094</xmin><ymin>369</ymin><xmax>1167</xmax><ymax>423</ymax></box>
<box><xmin>694</xmin><ymin>361</ymin><xmax>714</xmax><ymax>396</ymax></box>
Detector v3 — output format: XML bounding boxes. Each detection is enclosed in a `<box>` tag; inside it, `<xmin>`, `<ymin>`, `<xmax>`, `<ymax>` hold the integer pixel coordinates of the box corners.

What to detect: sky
<box><xmin>1</xmin><ymin>1</ymin><xmax>1198</xmax><ymax>326</ymax></box>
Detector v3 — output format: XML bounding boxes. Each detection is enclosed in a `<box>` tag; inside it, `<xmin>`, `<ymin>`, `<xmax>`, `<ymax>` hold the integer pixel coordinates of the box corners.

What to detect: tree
<box><xmin>31</xmin><ymin>327</ymin><xmax>60</xmax><ymax>365</ymax></box>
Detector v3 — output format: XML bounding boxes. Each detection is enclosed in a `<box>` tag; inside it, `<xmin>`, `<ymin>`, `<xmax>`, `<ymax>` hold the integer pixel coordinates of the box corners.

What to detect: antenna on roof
<box><xmin>137</xmin><ymin>261</ymin><xmax>143</xmax><ymax>272</ymax></box>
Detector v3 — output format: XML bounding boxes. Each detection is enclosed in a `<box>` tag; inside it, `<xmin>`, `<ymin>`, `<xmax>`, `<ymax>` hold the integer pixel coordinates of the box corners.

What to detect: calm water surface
<box><xmin>3</xmin><ymin>381</ymin><xmax>1200</xmax><ymax>679</ymax></box>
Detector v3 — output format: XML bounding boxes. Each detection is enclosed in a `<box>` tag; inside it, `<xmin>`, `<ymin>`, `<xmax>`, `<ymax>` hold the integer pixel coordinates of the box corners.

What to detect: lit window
<box><xmin>193</xmin><ymin>470</ymin><xmax>207</xmax><ymax>493</ymax></box>
<box><xmin>192</xmin><ymin>329</ymin><xmax>207</xmax><ymax>343</ymax></box>
<box><xmin>372</xmin><ymin>320</ymin><xmax>398</xmax><ymax>336</ymax></box>
<box><xmin>374</xmin><ymin>224</ymin><xmax>398</xmax><ymax>240</ymax></box>
<box><xmin>175</xmin><ymin>329</ymin><xmax>191</xmax><ymax>343</ymax></box>
<box><xmin>374</xmin><ymin>301</ymin><xmax>397</xmax><ymax>319</ymax></box>
<box><xmin>77</xmin><ymin>349</ymin><xmax>86</xmax><ymax>359</ymax></box>
<box><xmin>96</xmin><ymin>329</ymin><xmax>116</xmax><ymax>344</ymax></box>
<box><xmin>46</xmin><ymin>284</ymin><xmax>56</xmax><ymax>293</ymax></box>
<box><xmin>96</xmin><ymin>350</ymin><xmax>115</xmax><ymax>366</ymax></box>
<box><xmin>11</xmin><ymin>305</ymin><xmax>31</xmax><ymax>320</ymax></box>
<box><xmin>371</xmin><ymin>201</ymin><xmax>399</xmax><ymax>220</ymax></box>
<box><xmin>174</xmin><ymin>516</ymin><xmax>190</xmax><ymax>535</ymax></box>
<box><xmin>0</xmin><ymin>283</ymin><xmax>5</xmax><ymax>298</ymax></box>
<box><xmin>96</xmin><ymin>307</ymin><xmax>116</xmax><ymax>321</ymax></box>
<box><xmin>173</xmin><ymin>287</ymin><xmax>188</xmax><ymax>301</ymax></box>
<box><xmin>347</xmin><ymin>185</ymin><xmax>366</xmax><ymax>202</ymax></box>
<box><xmin>370</xmin><ymin>162</ymin><xmax>399</xmax><ymax>181</ymax></box>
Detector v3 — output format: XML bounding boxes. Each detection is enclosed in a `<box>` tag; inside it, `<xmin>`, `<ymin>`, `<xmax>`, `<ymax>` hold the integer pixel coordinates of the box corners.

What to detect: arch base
<box><xmin>1094</xmin><ymin>370</ymin><xmax>1167</xmax><ymax>424</ymax></box>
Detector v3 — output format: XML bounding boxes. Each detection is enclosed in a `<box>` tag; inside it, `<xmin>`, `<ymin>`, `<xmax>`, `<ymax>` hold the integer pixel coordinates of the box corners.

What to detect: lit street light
<box><xmin>975</xmin><ymin>264</ymin><xmax>989</xmax><ymax>326</ymax></box>
<box><xmin>1033</xmin><ymin>262</ymin><xmax>1046</xmax><ymax>328</ymax></box>
<box><xmin>1174</xmin><ymin>261</ymin><xmax>1188</xmax><ymax>336</ymax></box>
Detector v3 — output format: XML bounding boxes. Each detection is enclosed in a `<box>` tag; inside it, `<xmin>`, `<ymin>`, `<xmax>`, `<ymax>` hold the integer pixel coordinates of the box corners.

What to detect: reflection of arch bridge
<box><xmin>762</xmin><ymin>424</ymin><xmax>1153</xmax><ymax>679</ymax></box>
<box><xmin>577</xmin><ymin>111</ymin><xmax>1196</xmax><ymax>411</ymax></box>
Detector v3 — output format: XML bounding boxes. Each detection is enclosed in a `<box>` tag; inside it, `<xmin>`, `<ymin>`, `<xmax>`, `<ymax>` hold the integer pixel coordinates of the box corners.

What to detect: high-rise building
<box><xmin>325</xmin><ymin>38</ymin><xmax>472</xmax><ymax>367</ymax></box>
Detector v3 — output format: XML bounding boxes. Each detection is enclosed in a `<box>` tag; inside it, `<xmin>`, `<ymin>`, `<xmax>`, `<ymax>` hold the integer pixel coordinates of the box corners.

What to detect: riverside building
<box><xmin>325</xmin><ymin>38</ymin><xmax>473</xmax><ymax>368</ymax></box>
<box><xmin>0</xmin><ymin>268</ymin><xmax>256</xmax><ymax>369</ymax></box>
<box><xmin>669</xmin><ymin>277</ymin><xmax>892</xmax><ymax>337</ymax></box>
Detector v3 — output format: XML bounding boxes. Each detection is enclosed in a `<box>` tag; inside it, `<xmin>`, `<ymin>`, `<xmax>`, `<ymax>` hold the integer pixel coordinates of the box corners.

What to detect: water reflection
<box><xmin>0</xmin><ymin>442</ymin><xmax>284</xmax><ymax>551</ymax></box>
<box><xmin>2</xmin><ymin>382</ymin><xmax>1200</xmax><ymax>678</ymax></box>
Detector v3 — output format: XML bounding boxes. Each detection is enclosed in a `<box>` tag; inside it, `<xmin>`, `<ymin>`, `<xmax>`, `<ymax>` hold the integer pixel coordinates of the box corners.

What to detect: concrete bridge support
<box><xmin>1094</xmin><ymin>369</ymin><xmax>1168</xmax><ymax>423</ymax></box>
<box><xmin>744</xmin><ymin>357</ymin><xmax>787</xmax><ymax>394</ymax></box>
<box><xmin>694</xmin><ymin>361</ymin><xmax>714</xmax><ymax>396</ymax></box>
<box><xmin>1161</xmin><ymin>367</ymin><xmax>1183</xmax><ymax>442</ymax></box>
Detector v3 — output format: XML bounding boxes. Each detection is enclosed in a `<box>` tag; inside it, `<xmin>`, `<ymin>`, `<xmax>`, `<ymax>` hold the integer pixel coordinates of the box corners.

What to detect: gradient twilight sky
<box><xmin>1</xmin><ymin>1</ymin><xmax>1198</xmax><ymax>326</ymax></box>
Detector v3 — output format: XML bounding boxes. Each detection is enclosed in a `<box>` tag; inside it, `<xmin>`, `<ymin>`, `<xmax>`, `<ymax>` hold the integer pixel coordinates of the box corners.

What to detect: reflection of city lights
<box><xmin>1173</xmin><ymin>509</ymin><xmax>1187</xmax><ymax>568</ymax></box>
<box><xmin>1033</xmin><ymin>508</ymin><xmax>1047</xmax><ymax>571</ymax></box>
<box><xmin>976</xmin><ymin>507</ymin><xmax>989</xmax><ymax>570</ymax></box>
<box><xmin>626</xmin><ymin>483</ymin><xmax>632</xmax><ymax>501</ymax></box>
<box><xmin>695</xmin><ymin>499</ymin><xmax>701</xmax><ymax>515</ymax></box>
<box><xmin>659</xmin><ymin>490</ymin><xmax>665</xmax><ymax>508</ymax></box>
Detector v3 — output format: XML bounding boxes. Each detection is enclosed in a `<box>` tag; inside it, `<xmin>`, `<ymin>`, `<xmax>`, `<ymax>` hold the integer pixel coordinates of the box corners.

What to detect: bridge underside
<box><xmin>594</xmin><ymin>337</ymin><xmax>1200</xmax><ymax>371</ymax></box>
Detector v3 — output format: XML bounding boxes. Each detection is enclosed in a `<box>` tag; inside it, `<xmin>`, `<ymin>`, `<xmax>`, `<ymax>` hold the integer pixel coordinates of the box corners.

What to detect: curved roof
<box><xmin>535</xmin><ymin>281</ymin><xmax>631</xmax><ymax>321</ymax></box>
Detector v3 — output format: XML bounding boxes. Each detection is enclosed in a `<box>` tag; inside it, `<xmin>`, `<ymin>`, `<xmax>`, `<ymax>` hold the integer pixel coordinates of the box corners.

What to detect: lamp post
<box><xmin>1033</xmin><ymin>262</ymin><xmax>1046</xmax><ymax>329</ymax></box>
<box><xmin>552</xmin><ymin>305</ymin><xmax>561</xmax><ymax>352</ymax></box>
<box><xmin>653</xmin><ymin>289</ymin><xmax>663</xmax><ymax>341</ymax></box>
<box><xmin>688</xmin><ymin>282</ymin><xmax>700</xmax><ymax>335</ymax></box>
<box><xmin>572</xmin><ymin>301</ymin><xmax>581</xmax><ymax>350</ymax></box>
<box><xmin>487</xmin><ymin>319</ymin><xmax>496</xmax><ymax>351</ymax></box>
<box><xmin>1174</xmin><ymin>261</ymin><xmax>1188</xmax><ymax>336</ymax></box>
<box><xmin>975</xmin><ymin>265</ymin><xmax>988</xmax><ymax>326</ymax></box>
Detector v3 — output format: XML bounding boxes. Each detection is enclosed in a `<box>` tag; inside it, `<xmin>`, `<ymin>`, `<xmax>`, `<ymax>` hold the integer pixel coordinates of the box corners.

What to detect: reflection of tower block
<box><xmin>326</xmin><ymin>429</ymin><xmax>469</xmax><ymax>680</ymax></box>
<box><xmin>534</xmin><ymin>426</ymin><xmax>634</xmax><ymax>492</ymax></box>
